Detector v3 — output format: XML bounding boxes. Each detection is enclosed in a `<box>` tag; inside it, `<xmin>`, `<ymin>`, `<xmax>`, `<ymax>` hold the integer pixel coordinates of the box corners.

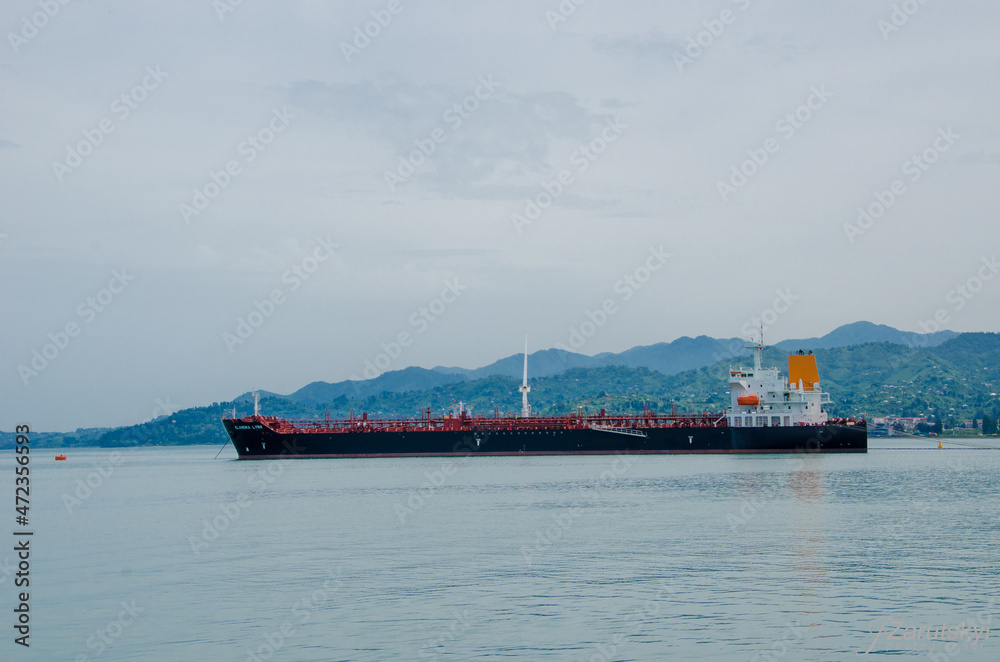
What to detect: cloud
<box><xmin>0</xmin><ymin>139</ymin><xmax>20</xmax><ymax>149</ymax></box>
<box><xmin>287</xmin><ymin>75</ymin><xmax>618</xmax><ymax>197</ymax></box>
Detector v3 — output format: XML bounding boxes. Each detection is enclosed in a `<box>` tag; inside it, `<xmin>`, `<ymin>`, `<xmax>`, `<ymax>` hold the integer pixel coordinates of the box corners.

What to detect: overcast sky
<box><xmin>2</xmin><ymin>1</ymin><xmax>998</xmax><ymax>431</ymax></box>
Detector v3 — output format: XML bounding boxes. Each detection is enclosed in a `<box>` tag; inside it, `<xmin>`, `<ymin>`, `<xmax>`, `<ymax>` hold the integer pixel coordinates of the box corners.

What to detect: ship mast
<box><xmin>754</xmin><ymin>325</ymin><xmax>763</xmax><ymax>372</ymax></box>
<box><xmin>253</xmin><ymin>389</ymin><xmax>260</xmax><ymax>417</ymax></box>
<box><xmin>743</xmin><ymin>324</ymin><xmax>764</xmax><ymax>372</ymax></box>
<box><xmin>519</xmin><ymin>336</ymin><xmax>531</xmax><ymax>418</ymax></box>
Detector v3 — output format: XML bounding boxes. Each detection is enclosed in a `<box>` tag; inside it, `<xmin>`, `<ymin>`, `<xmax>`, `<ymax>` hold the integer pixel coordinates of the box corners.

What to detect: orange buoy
<box><xmin>55</xmin><ymin>454</ymin><xmax>67</xmax><ymax>461</ymax></box>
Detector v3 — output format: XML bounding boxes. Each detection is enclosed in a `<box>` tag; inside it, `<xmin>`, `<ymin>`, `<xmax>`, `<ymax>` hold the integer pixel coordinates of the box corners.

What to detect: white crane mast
<box><xmin>519</xmin><ymin>336</ymin><xmax>531</xmax><ymax>418</ymax></box>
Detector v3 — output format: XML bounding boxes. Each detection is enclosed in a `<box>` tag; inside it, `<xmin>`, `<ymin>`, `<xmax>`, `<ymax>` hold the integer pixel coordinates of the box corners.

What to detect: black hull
<box><xmin>223</xmin><ymin>420</ymin><xmax>867</xmax><ymax>459</ymax></box>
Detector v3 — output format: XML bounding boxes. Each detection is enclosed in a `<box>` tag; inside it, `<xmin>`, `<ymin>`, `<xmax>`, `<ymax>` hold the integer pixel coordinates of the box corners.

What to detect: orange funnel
<box><xmin>788</xmin><ymin>354</ymin><xmax>820</xmax><ymax>391</ymax></box>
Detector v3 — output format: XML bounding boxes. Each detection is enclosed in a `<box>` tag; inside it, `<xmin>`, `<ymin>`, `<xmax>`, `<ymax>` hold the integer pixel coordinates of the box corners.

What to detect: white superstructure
<box><xmin>726</xmin><ymin>338</ymin><xmax>830</xmax><ymax>428</ymax></box>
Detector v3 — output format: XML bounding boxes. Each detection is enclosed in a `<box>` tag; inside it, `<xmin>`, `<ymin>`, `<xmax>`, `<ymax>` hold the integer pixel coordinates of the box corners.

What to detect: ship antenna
<box><xmin>743</xmin><ymin>325</ymin><xmax>765</xmax><ymax>372</ymax></box>
<box><xmin>755</xmin><ymin>324</ymin><xmax>764</xmax><ymax>372</ymax></box>
<box><xmin>519</xmin><ymin>335</ymin><xmax>531</xmax><ymax>418</ymax></box>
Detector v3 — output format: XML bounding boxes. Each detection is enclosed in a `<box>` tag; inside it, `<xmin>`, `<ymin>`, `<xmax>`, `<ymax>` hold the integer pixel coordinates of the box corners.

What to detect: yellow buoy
<box><xmin>937</xmin><ymin>441</ymin><xmax>943</xmax><ymax>449</ymax></box>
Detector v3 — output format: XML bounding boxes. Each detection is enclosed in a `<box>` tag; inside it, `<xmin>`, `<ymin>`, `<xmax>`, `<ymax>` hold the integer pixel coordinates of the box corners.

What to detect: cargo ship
<box><xmin>222</xmin><ymin>338</ymin><xmax>867</xmax><ymax>458</ymax></box>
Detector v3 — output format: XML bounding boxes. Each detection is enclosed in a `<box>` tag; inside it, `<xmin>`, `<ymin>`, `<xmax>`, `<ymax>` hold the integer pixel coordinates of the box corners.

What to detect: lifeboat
<box><xmin>736</xmin><ymin>395</ymin><xmax>759</xmax><ymax>406</ymax></box>
<box><xmin>55</xmin><ymin>454</ymin><xmax>67</xmax><ymax>461</ymax></box>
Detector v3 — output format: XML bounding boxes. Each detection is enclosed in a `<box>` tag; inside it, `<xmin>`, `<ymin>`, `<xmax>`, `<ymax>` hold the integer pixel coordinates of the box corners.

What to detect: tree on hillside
<box><xmin>983</xmin><ymin>415</ymin><xmax>998</xmax><ymax>435</ymax></box>
<box><xmin>916</xmin><ymin>421</ymin><xmax>944</xmax><ymax>435</ymax></box>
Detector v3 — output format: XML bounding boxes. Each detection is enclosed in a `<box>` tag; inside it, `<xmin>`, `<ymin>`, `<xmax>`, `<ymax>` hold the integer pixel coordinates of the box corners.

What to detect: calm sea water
<box><xmin>4</xmin><ymin>438</ymin><xmax>999</xmax><ymax>661</ymax></box>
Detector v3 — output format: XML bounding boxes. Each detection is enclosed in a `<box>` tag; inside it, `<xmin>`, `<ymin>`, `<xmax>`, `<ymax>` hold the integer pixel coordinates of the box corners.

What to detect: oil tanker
<box><xmin>222</xmin><ymin>339</ymin><xmax>867</xmax><ymax>458</ymax></box>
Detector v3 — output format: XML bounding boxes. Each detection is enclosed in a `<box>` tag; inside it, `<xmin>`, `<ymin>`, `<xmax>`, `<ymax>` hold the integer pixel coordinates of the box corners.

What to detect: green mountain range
<box><xmin>4</xmin><ymin>325</ymin><xmax>996</xmax><ymax>449</ymax></box>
